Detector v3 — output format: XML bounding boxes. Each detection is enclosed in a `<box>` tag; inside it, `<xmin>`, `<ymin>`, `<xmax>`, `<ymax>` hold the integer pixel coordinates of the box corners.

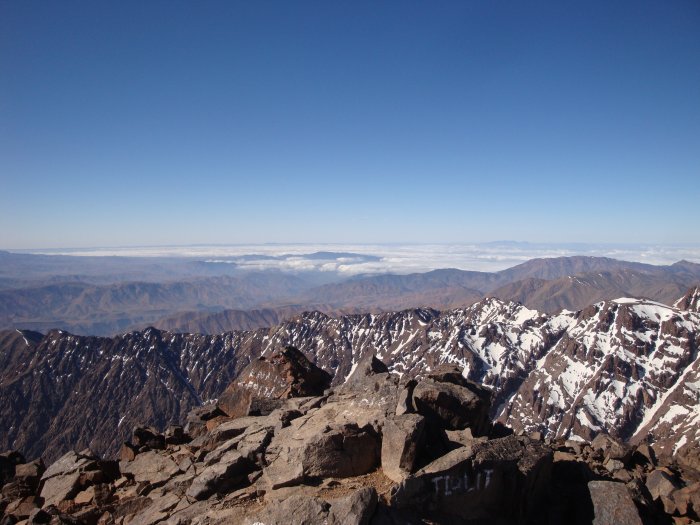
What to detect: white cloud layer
<box><xmin>21</xmin><ymin>243</ymin><xmax>700</xmax><ymax>275</ymax></box>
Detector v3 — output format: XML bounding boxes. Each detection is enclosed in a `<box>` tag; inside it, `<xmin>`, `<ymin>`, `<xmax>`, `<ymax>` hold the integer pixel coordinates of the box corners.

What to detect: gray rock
<box><xmin>244</xmin><ymin>495</ymin><xmax>331</xmax><ymax>525</ymax></box>
<box><xmin>301</xmin><ymin>424</ymin><xmax>380</xmax><ymax>479</ymax></box>
<box><xmin>395</xmin><ymin>379</ymin><xmax>416</xmax><ymax>416</ymax></box>
<box><xmin>264</xmin><ymin>406</ymin><xmax>381</xmax><ymax>488</ymax></box>
<box><xmin>185</xmin><ymin>451</ymin><xmax>253</xmax><ymax>500</ymax></box>
<box><xmin>119</xmin><ymin>451</ymin><xmax>180</xmax><ymax>485</ymax></box>
<box><xmin>412</xmin><ymin>377</ymin><xmax>491</xmax><ymax>435</ymax></box>
<box><xmin>38</xmin><ymin>450</ymin><xmax>103</xmax><ymax>508</ymax></box>
<box><xmin>604</xmin><ymin>458</ymin><xmax>625</xmax><ymax>472</ymax></box>
<box><xmin>263</xmin><ymin>452</ymin><xmax>305</xmax><ymax>490</ymax></box>
<box><xmin>39</xmin><ymin>471</ymin><xmax>81</xmax><ymax>508</ymax></box>
<box><xmin>381</xmin><ymin>414</ymin><xmax>425</xmax><ymax>482</ymax></box>
<box><xmin>588</xmin><ymin>480</ymin><xmax>642</xmax><ymax>525</ymax></box>
<box><xmin>236</xmin><ymin>425</ymin><xmax>274</xmax><ymax>464</ymax></box>
<box><xmin>328</xmin><ymin>487</ymin><xmax>377</xmax><ymax>525</ymax></box>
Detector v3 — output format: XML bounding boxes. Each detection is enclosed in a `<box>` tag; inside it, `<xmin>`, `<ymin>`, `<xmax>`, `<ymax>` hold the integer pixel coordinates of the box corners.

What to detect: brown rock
<box><xmin>381</xmin><ymin>414</ymin><xmax>426</xmax><ymax>482</ymax></box>
<box><xmin>4</xmin><ymin>496</ymin><xmax>39</xmax><ymax>519</ymax></box>
<box><xmin>634</xmin><ymin>443</ymin><xmax>657</xmax><ymax>466</ymax></box>
<box><xmin>73</xmin><ymin>486</ymin><xmax>95</xmax><ymax>506</ymax></box>
<box><xmin>302</xmin><ymin>424</ymin><xmax>380</xmax><ymax>479</ymax></box>
<box><xmin>164</xmin><ymin>425</ymin><xmax>188</xmax><ymax>445</ymax></box>
<box><xmin>663</xmin><ymin>482</ymin><xmax>700</xmax><ymax>518</ymax></box>
<box><xmin>132</xmin><ymin>427</ymin><xmax>165</xmax><ymax>450</ymax></box>
<box><xmin>588</xmin><ymin>481</ymin><xmax>642</xmax><ymax>525</ymax></box>
<box><xmin>0</xmin><ymin>451</ymin><xmax>25</xmax><ymax>486</ymax></box>
<box><xmin>591</xmin><ymin>434</ymin><xmax>630</xmax><ymax>463</ymax></box>
<box><xmin>553</xmin><ymin>451</ymin><xmax>578</xmax><ymax>462</ymax></box>
<box><xmin>119</xmin><ymin>442</ymin><xmax>138</xmax><ymax>462</ymax></box>
<box><xmin>119</xmin><ymin>452</ymin><xmax>180</xmax><ymax>485</ymax></box>
<box><xmin>391</xmin><ymin>435</ymin><xmax>552</xmax><ymax>522</ymax></box>
<box><xmin>185</xmin><ymin>451</ymin><xmax>254</xmax><ymax>500</ymax></box>
<box><xmin>14</xmin><ymin>460</ymin><xmax>44</xmax><ymax>483</ymax></box>
<box><xmin>218</xmin><ymin>347</ymin><xmax>331</xmax><ymax>419</ymax></box>
<box><xmin>646</xmin><ymin>469</ymin><xmax>679</xmax><ymax>501</ymax></box>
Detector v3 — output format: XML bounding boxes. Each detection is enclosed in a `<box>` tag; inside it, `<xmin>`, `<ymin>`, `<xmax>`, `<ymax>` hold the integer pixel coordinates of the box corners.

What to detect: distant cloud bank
<box><xmin>18</xmin><ymin>243</ymin><xmax>700</xmax><ymax>275</ymax></box>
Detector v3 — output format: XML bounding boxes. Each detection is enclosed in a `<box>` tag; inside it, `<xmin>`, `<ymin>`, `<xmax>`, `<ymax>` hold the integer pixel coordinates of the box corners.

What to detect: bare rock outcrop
<box><xmin>217</xmin><ymin>346</ymin><xmax>332</xmax><ymax>419</ymax></box>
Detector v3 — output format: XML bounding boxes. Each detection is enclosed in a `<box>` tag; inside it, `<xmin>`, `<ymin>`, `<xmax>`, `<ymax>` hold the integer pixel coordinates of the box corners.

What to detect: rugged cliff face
<box><xmin>1</xmin><ymin>290</ymin><xmax>699</xmax><ymax>465</ymax></box>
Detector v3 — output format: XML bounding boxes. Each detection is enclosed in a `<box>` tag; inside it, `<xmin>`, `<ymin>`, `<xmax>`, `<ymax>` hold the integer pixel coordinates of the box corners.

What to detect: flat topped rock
<box><xmin>119</xmin><ymin>451</ymin><xmax>180</xmax><ymax>485</ymax></box>
<box><xmin>41</xmin><ymin>450</ymin><xmax>97</xmax><ymax>481</ymax></box>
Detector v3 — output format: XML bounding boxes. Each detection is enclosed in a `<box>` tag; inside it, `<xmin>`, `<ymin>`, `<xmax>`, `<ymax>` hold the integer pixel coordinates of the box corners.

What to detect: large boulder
<box><xmin>38</xmin><ymin>450</ymin><xmax>109</xmax><ymax>508</ymax></box>
<box><xmin>390</xmin><ymin>434</ymin><xmax>552</xmax><ymax>522</ymax></box>
<box><xmin>381</xmin><ymin>414</ymin><xmax>426</xmax><ymax>482</ymax></box>
<box><xmin>412</xmin><ymin>367</ymin><xmax>491</xmax><ymax>436</ymax></box>
<box><xmin>588</xmin><ymin>480</ymin><xmax>643</xmax><ymax>525</ymax></box>
<box><xmin>217</xmin><ymin>347</ymin><xmax>332</xmax><ymax>418</ymax></box>
<box><xmin>645</xmin><ymin>469</ymin><xmax>679</xmax><ymax>501</ymax></box>
<box><xmin>119</xmin><ymin>451</ymin><xmax>180</xmax><ymax>485</ymax></box>
<box><xmin>264</xmin><ymin>417</ymin><xmax>380</xmax><ymax>488</ymax></box>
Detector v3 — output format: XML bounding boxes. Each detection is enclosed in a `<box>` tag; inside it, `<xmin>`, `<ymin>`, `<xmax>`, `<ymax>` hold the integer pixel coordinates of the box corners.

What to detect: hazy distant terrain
<box><xmin>2</xmin><ymin>249</ymin><xmax>700</xmax><ymax>335</ymax></box>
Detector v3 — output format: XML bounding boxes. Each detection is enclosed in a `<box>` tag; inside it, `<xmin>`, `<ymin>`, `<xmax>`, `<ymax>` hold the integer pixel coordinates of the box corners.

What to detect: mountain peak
<box><xmin>674</xmin><ymin>285</ymin><xmax>700</xmax><ymax>312</ymax></box>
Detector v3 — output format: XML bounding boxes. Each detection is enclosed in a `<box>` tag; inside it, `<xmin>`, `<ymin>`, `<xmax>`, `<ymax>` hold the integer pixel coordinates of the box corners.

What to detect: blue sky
<box><xmin>1</xmin><ymin>1</ymin><xmax>699</xmax><ymax>248</ymax></box>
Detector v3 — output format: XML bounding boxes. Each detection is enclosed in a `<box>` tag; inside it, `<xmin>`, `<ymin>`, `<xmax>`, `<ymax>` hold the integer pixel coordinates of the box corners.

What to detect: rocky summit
<box><xmin>2</xmin><ymin>349</ymin><xmax>700</xmax><ymax>525</ymax></box>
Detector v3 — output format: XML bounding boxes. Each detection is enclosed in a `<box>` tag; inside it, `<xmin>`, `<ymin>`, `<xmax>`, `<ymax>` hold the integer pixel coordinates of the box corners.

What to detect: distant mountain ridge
<box><xmin>1</xmin><ymin>255</ymin><xmax>699</xmax><ymax>335</ymax></box>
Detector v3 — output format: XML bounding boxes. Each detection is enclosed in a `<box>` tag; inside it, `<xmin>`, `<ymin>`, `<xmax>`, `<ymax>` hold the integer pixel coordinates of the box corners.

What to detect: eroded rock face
<box><xmin>217</xmin><ymin>346</ymin><xmax>332</xmax><ymax>418</ymax></box>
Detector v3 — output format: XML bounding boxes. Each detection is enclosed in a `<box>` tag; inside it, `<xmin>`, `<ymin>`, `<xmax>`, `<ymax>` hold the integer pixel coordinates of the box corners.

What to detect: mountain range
<box><xmin>2</xmin><ymin>285</ymin><xmax>699</xmax><ymax>468</ymax></box>
<box><xmin>2</xmin><ymin>254</ymin><xmax>700</xmax><ymax>336</ymax></box>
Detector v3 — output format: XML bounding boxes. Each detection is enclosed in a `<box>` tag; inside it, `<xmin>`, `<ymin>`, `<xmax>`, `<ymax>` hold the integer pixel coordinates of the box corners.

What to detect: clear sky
<box><xmin>1</xmin><ymin>1</ymin><xmax>699</xmax><ymax>249</ymax></box>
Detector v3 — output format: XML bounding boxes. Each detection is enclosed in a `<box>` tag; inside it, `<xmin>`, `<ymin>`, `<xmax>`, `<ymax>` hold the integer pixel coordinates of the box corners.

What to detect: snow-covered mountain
<box><xmin>1</xmin><ymin>289</ymin><xmax>699</xmax><ymax>464</ymax></box>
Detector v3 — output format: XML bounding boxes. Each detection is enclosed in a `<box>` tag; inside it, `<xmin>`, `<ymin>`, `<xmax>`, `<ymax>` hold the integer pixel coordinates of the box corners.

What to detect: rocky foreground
<box><xmin>2</xmin><ymin>348</ymin><xmax>700</xmax><ymax>525</ymax></box>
